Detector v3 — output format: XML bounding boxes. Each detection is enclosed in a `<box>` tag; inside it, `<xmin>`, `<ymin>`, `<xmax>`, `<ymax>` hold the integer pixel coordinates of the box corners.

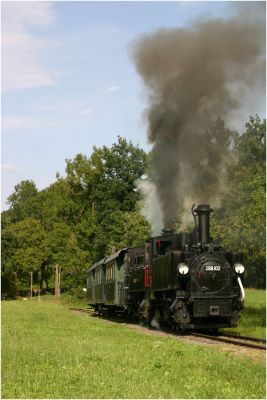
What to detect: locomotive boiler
<box><xmin>87</xmin><ymin>204</ymin><xmax>245</xmax><ymax>330</ymax></box>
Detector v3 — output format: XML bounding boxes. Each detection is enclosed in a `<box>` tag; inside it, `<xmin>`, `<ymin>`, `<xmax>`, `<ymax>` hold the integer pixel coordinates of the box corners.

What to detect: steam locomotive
<box><xmin>87</xmin><ymin>204</ymin><xmax>245</xmax><ymax>329</ymax></box>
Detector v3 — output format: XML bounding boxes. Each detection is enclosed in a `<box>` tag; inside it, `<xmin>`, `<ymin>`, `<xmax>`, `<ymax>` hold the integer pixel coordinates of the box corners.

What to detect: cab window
<box><xmin>156</xmin><ymin>240</ymin><xmax>172</xmax><ymax>256</ymax></box>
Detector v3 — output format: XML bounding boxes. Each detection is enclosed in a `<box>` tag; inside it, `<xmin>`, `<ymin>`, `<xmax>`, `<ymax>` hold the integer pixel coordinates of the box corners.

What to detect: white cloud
<box><xmin>2</xmin><ymin>2</ymin><xmax>56</xmax><ymax>91</ymax></box>
<box><xmin>1</xmin><ymin>163</ymin><xmax>23</xmax><ymax>172</ymax></box>
<box><xmin>3</xmin><ymin>1</ymin><xmax>55</xmax><ymax>28</ymax></box>
<box><xmin>79</xmin><ymin>107</ymin><xmax>93</xmax><ymax>115</ymax></box>
<box><xmin>105</xmin><ymin>85</ymin><xmax>120</xmax><ymax>93</ymax></box>
<box><xmin>2</xmin><ymin>115</ymin><xmax>38</xmax><ymax>130</ymax></box>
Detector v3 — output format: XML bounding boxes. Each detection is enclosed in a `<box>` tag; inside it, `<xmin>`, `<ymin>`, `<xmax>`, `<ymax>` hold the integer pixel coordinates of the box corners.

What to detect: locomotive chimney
<box><xmin>194</xmin><ymin>204</ymin><xmax>213</xmax><ymax>243</ymax></box>
<box><xmin>162</xmin><ymin>227</ymin><xmax>175</xmax><ymax>235</ymax></box>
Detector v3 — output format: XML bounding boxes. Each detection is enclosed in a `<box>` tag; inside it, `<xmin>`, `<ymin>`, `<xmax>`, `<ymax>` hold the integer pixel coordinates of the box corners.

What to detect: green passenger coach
<box><xmin>87</xmin><ymin>248</ymin><xmax>128</xmax><ymax>313</ymax></box>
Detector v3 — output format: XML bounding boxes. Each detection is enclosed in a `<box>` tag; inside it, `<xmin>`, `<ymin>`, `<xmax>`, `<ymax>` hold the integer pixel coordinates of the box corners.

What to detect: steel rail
<box><xmin>69</xmin><ymin>307</ymin><xmax>265</xmax><ymax>350</ymax></box>
<box><xmin>219</xmin><ymin>332</ymin><xmax>266</xmax><ymax>344</ymax></box>
<box><xmin>190</xmin><ymin>332</ymin><xmax>266</xmax><ymax>350</ymax></box>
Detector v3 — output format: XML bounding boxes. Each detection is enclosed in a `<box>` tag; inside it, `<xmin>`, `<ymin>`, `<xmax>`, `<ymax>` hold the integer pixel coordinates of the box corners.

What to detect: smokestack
<box><xmin>194</xmin><ymin>204</ymin><xmax>213</xmax><ymax>243</ymax></box>
<box><xmin>162</xmin><ymin>227</ymin><xmax>175</xmax><ymax>235</ymax></box>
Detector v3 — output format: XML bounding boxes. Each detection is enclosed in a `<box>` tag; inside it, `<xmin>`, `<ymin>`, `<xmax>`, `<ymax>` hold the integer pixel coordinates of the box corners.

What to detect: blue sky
<box><xmin>1</xmin><ymin>1</ymin><xmax>262</xmax><ymax>210</ymax></box>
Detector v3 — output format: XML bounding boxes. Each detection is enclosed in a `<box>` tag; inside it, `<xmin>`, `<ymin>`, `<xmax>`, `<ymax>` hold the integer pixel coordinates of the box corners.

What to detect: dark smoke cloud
<box><xmin>133</xmin><ymin>3</ymin><xmax>265</xmax><ymax>228</ymax></box>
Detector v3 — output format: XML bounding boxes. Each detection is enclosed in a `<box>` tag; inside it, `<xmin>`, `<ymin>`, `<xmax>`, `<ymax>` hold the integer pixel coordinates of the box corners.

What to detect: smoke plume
<box><xmin>133</xmin><ymin>3</ymin><xmax>265</xmax><ymax>230</ymax></box>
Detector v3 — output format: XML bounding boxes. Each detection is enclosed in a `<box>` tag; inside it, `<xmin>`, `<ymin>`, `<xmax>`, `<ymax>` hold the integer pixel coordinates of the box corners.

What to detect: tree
<box><xmin>2</xmin><ymin>136</ymin><xmax>151</xmax><ymax>296</ymax></box>
<box><xmin>95</xmin><ymin>136</ymin><xmax>149</xmax><ymax>213</ymax></box>
<box><xmin>64</xmin><ymin>136</ymin><xmax>150</xmax><ymax>260</ymax></box>
<box><xmin>211</xmin><ymin>115</ymin><xmax>266</xmax><ymax>288</ymax></box>
<box><xmin>36</xmin><ymin>178</ymin><xmax>78</xmax><ymax>229</ymax></box>
<box><xmin>6</xmin><ymin>180</ymin><xmax>39</xmax><ymax>222</ymax></box>
<box><xmin>235</xmin><ymin>115</ymin><xmax>265</xmax><ymax>166</ymax></box>
<box><xmin>47</xmin><ymin>222</ymin><xmax>88</xmax><ymax>291</ymax></box>
<box><xmin>1</xmin><ymin>218</ymin><xmax>49</xmax><ymax>294</ymax></box>
<box><xmin>65</xmin><ymin>136</ymin><xmax>148</xmax><ymax>218</ymax></box>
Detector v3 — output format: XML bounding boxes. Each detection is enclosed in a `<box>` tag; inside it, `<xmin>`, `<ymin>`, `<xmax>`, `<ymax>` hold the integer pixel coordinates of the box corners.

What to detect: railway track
<box><xmin>69</xmin><ymin>307</ymin><xmax>92</xmax><ymax>314</ymax></box>
<box><xmin>189</xmin><ymin>332</ymin><xmax>266</xmax><ymax>350</ymax></box>
<box><xmin>69</xmin><ymin>307</ymin><xmax>266</xmax><ymax>351</ymax></box>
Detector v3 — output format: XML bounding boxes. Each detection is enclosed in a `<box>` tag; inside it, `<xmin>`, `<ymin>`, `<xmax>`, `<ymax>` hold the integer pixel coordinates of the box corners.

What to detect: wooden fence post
<box><xmin>30</xmin><ymin>272</ymin><xmax>33</xmax><ymax>300</ymax></box>
<box><xmin>55</xmin><ymin>264</ymin><xmax>61</xmax><ymax>300</ymax></box>
<box><xmin>55</xmin><ymin>265</ymin><xmax>58</xmax><ymax>299</ymax></box>
<box><xmin>58</xmin><ymin>265</ymin><xmax>61</xmax><ymax>300</ymax></box>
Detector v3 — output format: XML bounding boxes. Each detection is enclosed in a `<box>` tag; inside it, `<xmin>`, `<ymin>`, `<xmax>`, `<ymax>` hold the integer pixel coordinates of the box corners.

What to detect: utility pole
<box><xmin>55</xmin><ymin>264</ymin><xmax>58</xmax><ymax>300</ymax></box>
<box><xmin>30</xmin><ymin>272</ymin><xmax>33</xmax><ymax>300</ymax></box>
<box><xmin>58</xmin><ymin>265</ymin><xmax>61</xmax><ymax>300</ymax></box>
<box><xmin>55</xmin><ymin>264</ymin><xmax>61</xmax><ymax>300</ymax></box>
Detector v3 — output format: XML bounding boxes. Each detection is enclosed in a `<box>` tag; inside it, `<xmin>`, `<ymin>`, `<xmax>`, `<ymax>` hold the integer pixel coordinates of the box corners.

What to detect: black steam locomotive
<box><xmin>87</xmin><ymin>204</ymin><xmax>245</xmax><ymax>329</ymax></box>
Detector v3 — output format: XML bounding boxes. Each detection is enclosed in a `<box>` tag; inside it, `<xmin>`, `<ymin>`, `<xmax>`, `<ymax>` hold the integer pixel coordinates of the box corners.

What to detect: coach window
<box><xmin>109</xmin><ymin>264</ymin><xmax>111</xmax><ymax>282</ymax></box>
<box><xmin>106</xmin><ymin>264</ymin><xmax>111</xmax><ymax>283</ymax></box>
<box><xmin>111</xmin><ymin>263</ymin><xmax>114</xmax><ymax>281</ymax></box>
<box><xmin>96</xmin><ymin>268</ymin><xmax>101</xmax><ymax>285</ymax></box>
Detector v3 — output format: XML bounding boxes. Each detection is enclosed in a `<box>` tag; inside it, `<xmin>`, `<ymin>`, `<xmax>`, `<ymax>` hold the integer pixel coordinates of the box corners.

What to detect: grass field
<box><xmin>2</xmin><ymin>297</ymin><xmax>266</xmax><ymax>399</ymax></box>
<box><xmin>222</xmin><ymin>288</ymin><xmax>266</xmax><ymax>339</ymax></box>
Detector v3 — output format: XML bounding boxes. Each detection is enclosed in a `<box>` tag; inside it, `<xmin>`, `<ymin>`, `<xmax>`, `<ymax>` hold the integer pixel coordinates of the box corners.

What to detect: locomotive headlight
<box><xmin>178</xmin><ymin>263</ymin><xmax>189</xmax><ymax>275</ymax></box>
<box><xmin>234</xmin><ymin>263</ymin><xmax>245</xmax><ymax>274</ymax></box>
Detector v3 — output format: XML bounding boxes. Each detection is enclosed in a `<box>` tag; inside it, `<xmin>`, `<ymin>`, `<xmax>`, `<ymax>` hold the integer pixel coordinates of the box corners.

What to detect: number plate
<box><xmin>204</xmin><ymin>265</ymin><xmax>221</xmax><ymax>272</ymax></box>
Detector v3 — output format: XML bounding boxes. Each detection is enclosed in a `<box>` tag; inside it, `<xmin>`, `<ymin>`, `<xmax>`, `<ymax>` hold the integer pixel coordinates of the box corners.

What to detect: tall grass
<box><xmin>2</xmin><ymin>299</ymin><xmax>265</xmax><ymax>399</ymax></box>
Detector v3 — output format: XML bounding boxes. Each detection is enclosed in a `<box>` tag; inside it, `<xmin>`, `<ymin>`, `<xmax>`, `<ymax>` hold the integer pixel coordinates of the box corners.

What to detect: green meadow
<box><xmin>2</xmin><ymin>294</ymin><xmax>266</xmax><ymax>399</ymax></box>
<box><xmin>222</xmin><ymin>288</ymin><xmax>266</xmax><ymax>339</ymax></box>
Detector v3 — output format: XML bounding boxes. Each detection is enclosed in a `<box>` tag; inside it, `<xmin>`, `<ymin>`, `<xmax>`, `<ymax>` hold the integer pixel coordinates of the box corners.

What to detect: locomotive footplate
<box><xmin>193</xmin><ymin>299</ymin><xmax>232</xmax><ymax>317</ymax></box>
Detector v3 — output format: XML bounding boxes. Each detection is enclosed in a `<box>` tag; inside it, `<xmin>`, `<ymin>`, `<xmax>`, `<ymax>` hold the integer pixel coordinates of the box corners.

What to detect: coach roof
<box><xmin>87</xmin><ymin>248</ymin><xmax>128</xmax><ymax>273</ymax></box>
<box><xmin>104</xmin><ymin>248</ymin><xmax>128</xmax><ymax>264</ymax></box>
<box><xmin>87</xmin><ymin>257</ymin><xmax>106</xmax><ymax>273</ymax></box>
